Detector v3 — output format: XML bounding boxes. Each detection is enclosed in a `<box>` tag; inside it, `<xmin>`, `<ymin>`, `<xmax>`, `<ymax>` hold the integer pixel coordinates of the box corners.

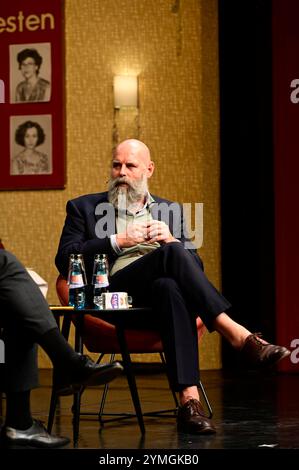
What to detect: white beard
<box><xmin>108</xmin><ymin>174</ymin><xmax>149</xmax><ymax>212</ymax></box>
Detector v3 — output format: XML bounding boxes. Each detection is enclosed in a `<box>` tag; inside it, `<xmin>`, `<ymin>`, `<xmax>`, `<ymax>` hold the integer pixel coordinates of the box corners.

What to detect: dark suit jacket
<box><xmin>55</xmin><ymin>192</ymin><xmax>203</xmax><ymax>281</ymax></box>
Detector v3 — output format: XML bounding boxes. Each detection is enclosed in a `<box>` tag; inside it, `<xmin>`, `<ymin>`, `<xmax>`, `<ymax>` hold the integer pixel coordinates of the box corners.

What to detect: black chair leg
<box><xmin>47</xmin><ymin>315</ymin><xmax>72</xmax><ymax>434</ymax></box>
<box><xmin>96</xmin><ymin>353</ymin><xmax>105</xmax><ymax>364</ymax></box>
<box><xmin>72</xmin><ymin>390</ymin><xmax>81</xmax><ymax>447</ymax></box>
<box><xmin>61</xmin><ymin>315</ymin><xmax>72</xmax><ymax>341</ymax></box>
<box><xmin>116</xmin><ymin>325</ymin><xmax>145</xmax><ymax>434</ymax></box>
<box><xmin>159</xmin><ymin>352</ymin><xmax>179</xmax><ymax>410</ymax></box>
<box><xmin>198</xmin><ymin>380</ymin><xmax>213</xmax><ymax>418</ymax></box>
<box><xmin>47</xmin><ymin>389</ymin><xmax>58</xmax><ymax>433</ymax></box>
<box><xmin>70</xmin><ymin>316</ymin><xmax>84</xmax><ymax>445</ymax></box>
<box><xmin>98</xmin><ymin>353</ymin><xmax>115</xmax><ymax>425</ymax></box>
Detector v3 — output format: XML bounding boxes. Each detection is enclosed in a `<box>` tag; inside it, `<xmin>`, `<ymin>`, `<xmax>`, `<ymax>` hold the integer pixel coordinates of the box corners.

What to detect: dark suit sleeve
<box><xmin>55</xmin><ymin>199</ymin><xmax>116</xmax><ymax>279</ymax></box>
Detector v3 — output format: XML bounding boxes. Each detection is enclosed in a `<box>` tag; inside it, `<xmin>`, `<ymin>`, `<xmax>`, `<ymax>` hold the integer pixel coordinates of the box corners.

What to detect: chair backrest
<box><xmin>55</xmin><ymin>275</ymin><xmax>205</xmax><ymax>354</ymax></box>
<box><xmin>56</xmin><ymin>274</ymin><xmax>69</xmax><ymax>305</ymax></box>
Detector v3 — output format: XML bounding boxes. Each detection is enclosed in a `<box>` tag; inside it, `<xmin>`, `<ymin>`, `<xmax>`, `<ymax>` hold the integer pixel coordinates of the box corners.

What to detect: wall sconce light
<box><xmin>113</xmin><ymin>75</ymin><xmax>138</xmax><ymax>109</ymax></box>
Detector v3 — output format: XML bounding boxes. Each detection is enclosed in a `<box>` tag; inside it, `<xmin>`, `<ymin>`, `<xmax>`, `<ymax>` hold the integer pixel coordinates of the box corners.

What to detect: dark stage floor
<box><xmin>1</xmin><ymin>367</ymin><xmax>299</xmax><ymax>451</ymax></box>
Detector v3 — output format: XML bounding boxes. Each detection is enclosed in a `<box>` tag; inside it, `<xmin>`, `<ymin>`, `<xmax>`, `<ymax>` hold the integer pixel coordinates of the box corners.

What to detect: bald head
<box><xmin>113</xmin><ymin>139</ymin><xmax>152</xmax><ymax>166</ymax></box>
<box><xmin>111</xmin><ymin>139</ymin><xmax>154</xmax><ymax>180</ymax></box>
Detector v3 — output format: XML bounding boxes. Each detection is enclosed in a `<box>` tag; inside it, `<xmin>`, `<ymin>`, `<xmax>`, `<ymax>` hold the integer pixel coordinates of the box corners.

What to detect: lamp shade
<box><xmin>113</xmin><ymin>75</ymin><xmax>138</xmax><ymax>108</ymax></box>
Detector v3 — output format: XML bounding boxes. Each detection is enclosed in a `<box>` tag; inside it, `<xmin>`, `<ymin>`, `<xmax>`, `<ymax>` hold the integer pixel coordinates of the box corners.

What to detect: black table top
<box><xmin>49</xmin><ymin>305</ymin><xmax>152</xmax><ymax>327</ymax></box>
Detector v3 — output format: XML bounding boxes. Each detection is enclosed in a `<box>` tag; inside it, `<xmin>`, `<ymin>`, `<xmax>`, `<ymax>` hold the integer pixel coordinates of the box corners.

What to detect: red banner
<box><xmin>273</xmin><ymin>0</ymin><xmax>299</xmax><ymax>371</ymax></box>
<box><xmin>0</xmin><ymin>0</ymin><xmax>65</xmax><ymax>189</ymax></box>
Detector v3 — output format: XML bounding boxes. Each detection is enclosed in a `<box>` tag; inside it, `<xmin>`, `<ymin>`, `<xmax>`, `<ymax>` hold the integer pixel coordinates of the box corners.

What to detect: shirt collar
<box><xmin>132</xmin><ymin>192</ymin><xmax>154</xmax><ymax>214</ymax></box>
<box><xmin>145</xmin><ymin>192</ymin><xmax>155</xmax><ymax>208</ymax></box>
<box><xmin>116</xmin><ymin>192</ymin><xmax>155</xmax><ymax>216</ymax></box>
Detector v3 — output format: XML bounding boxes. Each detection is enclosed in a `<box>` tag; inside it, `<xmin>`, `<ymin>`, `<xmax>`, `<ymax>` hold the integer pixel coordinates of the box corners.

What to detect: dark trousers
<box><xmin>109</xmin><ymin>242</ymin><xmax>231</xmax><ymax>390</ymax></box>
<box><xmin>0</xmin><ymin>250</ymin><xmax>57</xmax><ymax>392</ymax></box>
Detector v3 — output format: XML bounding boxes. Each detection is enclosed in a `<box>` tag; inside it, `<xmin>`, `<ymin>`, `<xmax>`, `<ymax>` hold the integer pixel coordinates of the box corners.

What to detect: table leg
<box><xmin>115</xmin><ymin>324</ymin><xmax>145</xmax><ymax>434</ymax></box>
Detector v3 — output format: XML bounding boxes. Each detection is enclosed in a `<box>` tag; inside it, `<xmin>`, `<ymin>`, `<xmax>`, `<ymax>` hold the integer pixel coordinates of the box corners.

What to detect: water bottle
<box><xmin>67</xmin><ymin>254</ymin><xmax>87</xmax><ymax>309</ymax></box>
<box><xmin>92</xmin><ymin>254</ymin><xmax>109</xmax><ymax>309</ymax></box>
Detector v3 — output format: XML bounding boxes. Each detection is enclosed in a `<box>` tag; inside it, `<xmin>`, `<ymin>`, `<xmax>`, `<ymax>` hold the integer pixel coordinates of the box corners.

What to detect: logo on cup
<box><xmin>111</xmin><ymin>293</ymin><xmax>119</xmax><ymax>309</ymax></box>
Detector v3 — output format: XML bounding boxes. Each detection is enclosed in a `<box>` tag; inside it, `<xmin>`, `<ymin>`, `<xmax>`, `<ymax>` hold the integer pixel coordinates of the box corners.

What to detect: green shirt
<box><xmin>110</xmin><ymin>195</ymin><xmax>160</xmax><ymax>275</ymax></box>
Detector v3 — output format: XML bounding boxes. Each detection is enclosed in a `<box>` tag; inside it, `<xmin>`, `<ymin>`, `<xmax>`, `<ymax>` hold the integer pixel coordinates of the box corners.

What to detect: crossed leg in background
<box><xmin>0</xmin><ymin>250</ymin><xmax>122</xmax><ymax>448</ymax></box>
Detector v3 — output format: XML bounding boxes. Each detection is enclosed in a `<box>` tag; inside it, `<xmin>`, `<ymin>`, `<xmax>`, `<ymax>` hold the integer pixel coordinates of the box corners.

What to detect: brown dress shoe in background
<box><xmin>241</xmin><ymin>333</ymin><xmax>291</xmax><ymax>368</ymax></box>
<box><xmin>177</xmin><ymin>398</ymin><xmax>216</xmax><ymax>435</ymax></box>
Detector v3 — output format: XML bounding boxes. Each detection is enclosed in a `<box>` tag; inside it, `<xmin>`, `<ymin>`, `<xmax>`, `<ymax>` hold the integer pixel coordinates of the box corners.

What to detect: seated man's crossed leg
<box><xmin>109</xmin><ymin>242</ymin><xmax>290</xmax><ymax>435</ymax></box>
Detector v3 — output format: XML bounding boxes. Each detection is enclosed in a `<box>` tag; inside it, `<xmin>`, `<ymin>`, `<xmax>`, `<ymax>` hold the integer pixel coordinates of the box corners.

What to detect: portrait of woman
<box><xmin>11</xmin><ymin>120</ymin><xmax>50</xmax><ymax>175</ymax></box>
<box><xmin>15</xmin><ymin>48</ymin><xmax>51</xmax><ymax>102</ymax></box>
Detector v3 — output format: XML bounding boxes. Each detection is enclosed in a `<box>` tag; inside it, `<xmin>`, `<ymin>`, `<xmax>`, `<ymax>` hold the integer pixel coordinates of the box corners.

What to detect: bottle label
<box><xmin>94</xmin><ymin>274</ymin><xmax>109</xmax><ymax>288</ymax></box>
<box><xmin>69</xmin><ymin>274</ymin><xmax>84</xmax><ymax>288</ymax></box>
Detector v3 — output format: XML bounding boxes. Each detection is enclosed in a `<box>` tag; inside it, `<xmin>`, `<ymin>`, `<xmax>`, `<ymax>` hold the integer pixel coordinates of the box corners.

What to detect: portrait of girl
<box><xmin>10</xmin><ymin>117</ymin><xmax>52</xmax><ymax>175</ymax></box>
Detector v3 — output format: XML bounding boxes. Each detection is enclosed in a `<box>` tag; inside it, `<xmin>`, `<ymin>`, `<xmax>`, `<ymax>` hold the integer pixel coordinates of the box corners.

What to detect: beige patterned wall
<box><xmin>0</xmin><ymin>0</ymin><xmax>221</xmax><ymax>369</ymax></box>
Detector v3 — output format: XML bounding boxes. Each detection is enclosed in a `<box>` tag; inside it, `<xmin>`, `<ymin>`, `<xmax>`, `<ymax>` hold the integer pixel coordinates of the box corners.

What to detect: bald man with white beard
<box><xmin>56</xmin><ymin>139</ymin><xmax>290</xmax><ymax>435</ymax></box>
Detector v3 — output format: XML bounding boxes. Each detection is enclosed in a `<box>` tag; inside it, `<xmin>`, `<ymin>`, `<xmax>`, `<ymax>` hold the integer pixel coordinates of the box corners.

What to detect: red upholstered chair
<box><xmin>48</xmin><ymin>275</ymin><xmax>212</xmax><ymax>441</ymax></box>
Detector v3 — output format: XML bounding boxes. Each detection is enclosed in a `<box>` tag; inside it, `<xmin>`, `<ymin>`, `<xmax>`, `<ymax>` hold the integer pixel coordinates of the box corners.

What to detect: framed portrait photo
<box><xmin>10</xmin><ymin>42</ymin><xmax>52</xmax><ymax>104</ymax></box>
<box><xmin>10</xmin><ymin>115</ymin><xmax>52</xmax><ymax>176</ymax></box>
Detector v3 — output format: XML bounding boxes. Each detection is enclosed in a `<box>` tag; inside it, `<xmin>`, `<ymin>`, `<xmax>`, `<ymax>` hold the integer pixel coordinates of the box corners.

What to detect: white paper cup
<box><xmin>102</xmin><ymin>292</ymin><xmax>131</xmax><ymax>309</ymax></box>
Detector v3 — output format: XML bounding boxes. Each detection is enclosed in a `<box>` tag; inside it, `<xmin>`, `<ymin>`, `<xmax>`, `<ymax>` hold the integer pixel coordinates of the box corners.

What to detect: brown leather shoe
<box><xmin>177</xmin><ymin>399</ymin><xmax>216</xmax><ymax>435</ymax></box>
<box><xmin>241</xmin><ymin>333</ymin><xmax>291</xmax><ymax>368</ymax></box>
